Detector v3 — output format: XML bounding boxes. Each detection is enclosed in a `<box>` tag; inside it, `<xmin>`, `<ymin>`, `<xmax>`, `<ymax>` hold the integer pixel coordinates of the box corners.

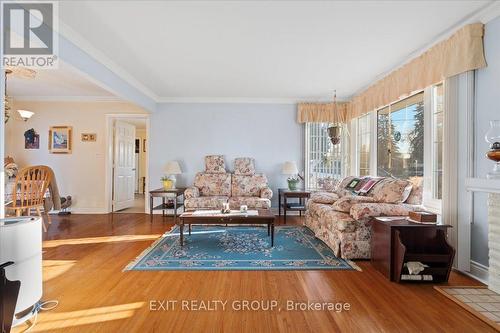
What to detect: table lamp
<box><xmin>165</xmin><ymin>161</ymin><xmax>182</xmax><ymax>189</ymax></box>
<box><xmin>282</xmin><ymin>161</ymin><xmax>302</xmax><ymax>190</ymax></box>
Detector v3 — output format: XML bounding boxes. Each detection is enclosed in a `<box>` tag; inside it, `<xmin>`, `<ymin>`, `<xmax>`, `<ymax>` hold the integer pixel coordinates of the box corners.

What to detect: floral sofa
<box><xmin>184</xmin><ymin>156</ymin><xmax>273</xmax><ymax>211</ymax></box>
<box><xmin>305</xmin><ymin>176</ymin><xmax>423</xmax><ymax>260</ymax></box>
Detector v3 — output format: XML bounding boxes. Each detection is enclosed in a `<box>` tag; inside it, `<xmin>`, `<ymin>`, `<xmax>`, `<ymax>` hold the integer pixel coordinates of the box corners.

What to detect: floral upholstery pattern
<box><xmin>228</xmin><ymin>197</ymin><xmax>271</xmax><ymax>209</ymax></box>
<box><xmin>231</xmin><ymin>174</ymin><xmax>269</xmax><ymax>197</ymax></box>
<box><xmin>184</xmin><ymin>187</ymin><xmax>200</xmax><ymax>199</ymax></box>
<box><xmin>332</xmin><ymin>196</ymin><xmax>375</xmax><ymax>213</ymax></box>
<box><xmin>234</xmin><ymin>157</ymin><xmax>256</xmax><ymax>175</ymax></box>
<box><xmin>349</xmin><ymin>202</ymin><xmax>421</xmax><ymax>221</ymax></box>
<box><xmin>185</xmin><ymin>157</ymin><xmax>273</xmax><ymax>211</ymax></box>
<box><xmin>309</xmin><ymin>192</ymin><xmax>339</xmax><ymax>204</ymax></box>
<box><xmin>406</xmin><ymin>176</ymin><xmax>423</xmax><ymax>205</ymax></box>
<box><xmin>184</xmin><ymin>196</ymin><xmax>228</xmax><ymax>210</ymax></box>
<box><xmin>317</xmin><ymin>177</ymin><xmax>340</xmax><ymax>192</ymax></box>
<box><xmin>305</xmin><ymin>207</ymin><xmax>371</xmax><ymax>259</ymax></box>
<box><xmin>370</xmin><ymin>178</ymin><xmax>413</xmax><ymax>203</ymax></box>
<box><xmin>260</xmin><ymin>187</ymin><xmax>273</xmax><ymax>199</ymax></box>
<box><xmin>304</xmin><ymin>175</ymin><xmax>422</xmax><ymax>259</ymax></box>
<box><xmin>193</xmin><ymin>172</ymin><xmax>231</xmax><ymax>196</ymax></box>
<box><xmin>205</xmin><ymin>155</ymin><xmax>226</xmax><ymax>174</ymax></box>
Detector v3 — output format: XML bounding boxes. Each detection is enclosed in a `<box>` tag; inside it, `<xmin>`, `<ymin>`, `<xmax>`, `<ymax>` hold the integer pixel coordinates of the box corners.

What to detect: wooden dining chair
<box><xmin>5</xmin><ymin>165</ymin><xmax>53</xmax><ymax>232</ymax></box>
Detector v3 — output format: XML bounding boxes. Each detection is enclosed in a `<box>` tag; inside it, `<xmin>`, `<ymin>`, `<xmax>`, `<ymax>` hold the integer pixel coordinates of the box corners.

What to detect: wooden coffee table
<box><xmin>178</xmin><ymin>209</ymin><xmax>275</xmax><ymax>247</ymax></box>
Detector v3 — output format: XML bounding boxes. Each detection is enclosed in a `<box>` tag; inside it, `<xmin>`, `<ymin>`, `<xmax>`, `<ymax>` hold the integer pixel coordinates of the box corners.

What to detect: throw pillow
<box><xmin>370</xmin><ymin>178</ymin><xmax>413</xmax><ymax>204</ymax></box>
<box><xmin>310</xmin><ymin>192</ymin><xmax>339</xmax><ymax>204</ymax></box>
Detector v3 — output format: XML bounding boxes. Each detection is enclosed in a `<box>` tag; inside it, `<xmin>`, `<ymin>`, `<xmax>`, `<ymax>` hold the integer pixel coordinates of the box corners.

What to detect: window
<box><xmin>377</xmin><ymin>92</ymin><xmax>424</xmax><ymax>180</ymax></box>
<box><xmin>432</xmin><ymin>84</ymin><xmax>444</xmax><ymax>200</ymax></box>
<box><xmin>305</xmin><ymin>123</ymin><xmax>346</xmax><ymax>189</ymax></box>
<box><xmin>358</xmin><ymin>114</ymin><xmax>371</xmax><ymax>176</ymax></box>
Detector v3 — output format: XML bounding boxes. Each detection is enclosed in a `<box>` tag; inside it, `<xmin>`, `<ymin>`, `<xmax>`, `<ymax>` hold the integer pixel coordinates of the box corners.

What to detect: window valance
<box><xmin>297</xmin><ymin>23</ymin><xmax>487</xmax><ymax>123</ymax></box>
<box><xmin>296</xmin><ymin>102</ymin><xmax>349</xmax><ymax>123</ymax></box>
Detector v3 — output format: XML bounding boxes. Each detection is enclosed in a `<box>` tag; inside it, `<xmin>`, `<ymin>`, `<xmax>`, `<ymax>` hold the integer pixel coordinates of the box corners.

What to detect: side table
<box><xmin>149</xmin><ymin>187</ymin><xmax>186</xmax><ymax>222</ymax></box>
<box><xmin>278</xmin><ymin>188</ymin><xmax>311</xmax><ymax>224</ymax></box>
<box><xmin>371</xmin><ymin>217</ymin><xmax>455</xmax><ymax>282</ymax></box>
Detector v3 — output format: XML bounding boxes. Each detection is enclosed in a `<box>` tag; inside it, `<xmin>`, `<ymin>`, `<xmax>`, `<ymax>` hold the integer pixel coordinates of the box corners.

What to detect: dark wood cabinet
<box><xmin>371</xmin><ymin>217</ymin><xmax>455</xmax><ymax>283</ymax></box>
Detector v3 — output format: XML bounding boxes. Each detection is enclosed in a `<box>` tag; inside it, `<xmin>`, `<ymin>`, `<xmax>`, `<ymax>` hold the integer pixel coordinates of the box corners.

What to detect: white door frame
<box><xmin>105</xmin><ymin>114</ymin><xmax>150</xmax><ymax>214</ymax></box>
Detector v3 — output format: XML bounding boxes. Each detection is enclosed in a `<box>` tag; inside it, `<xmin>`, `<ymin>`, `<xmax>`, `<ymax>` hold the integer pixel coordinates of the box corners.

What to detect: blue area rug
<box><xmin>125</xmin><ymin>226</ymin><xmax>354</xmax><ymax>271</ymax></box>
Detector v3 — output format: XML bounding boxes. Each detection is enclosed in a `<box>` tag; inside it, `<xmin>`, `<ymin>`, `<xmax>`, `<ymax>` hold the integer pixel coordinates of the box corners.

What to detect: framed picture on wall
<box><xmin>49</xmin><ymin>126</ymin><xmax>73</xmax><ymax>154</ymax></box>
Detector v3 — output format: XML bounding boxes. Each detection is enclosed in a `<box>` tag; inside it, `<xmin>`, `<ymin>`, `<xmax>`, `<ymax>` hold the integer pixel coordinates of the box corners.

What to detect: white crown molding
<box><xmin>56</xmin><ymin>20</ymin><xmax>160</xmax><ymax>102</ymax></box>
<box><xmin>156</xmin><ymin>96</ymin><xmax>349</xmax><ymax>104</ymax></box>
<box><xmin>12</xmin><ymin>95</ymin><xmax>124</xmax><ymax>102</ymax></box>
<box><xmin>349</xmin><ymin>1</ymin><xmax>500</xmax><ymax>100</ymax></box>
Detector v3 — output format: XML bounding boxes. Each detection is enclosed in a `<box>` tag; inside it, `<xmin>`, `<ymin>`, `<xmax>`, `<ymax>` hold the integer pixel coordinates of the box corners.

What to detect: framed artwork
<box><xmin>24</xmin><ymin>128</ymin><xmax>40</xmax><ymax>149</ymax></box>
<box><xmin>49</xmin><ymin>126</ymin><xmax>72</xmax><ymax>154</ymax></box>
<box><xmin>81</xmin><ymin>133</ymin><xmax>97</xmax><ymax>142</ymax></box>
<box><xmin>143</xmin><ymin>139</ymin><xmax>146</xmax><ymax>152</ymax></box>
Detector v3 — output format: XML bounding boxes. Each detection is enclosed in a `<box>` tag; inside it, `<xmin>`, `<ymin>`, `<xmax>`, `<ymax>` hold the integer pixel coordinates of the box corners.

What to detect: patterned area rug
<box><xmin>125</xmin><ymin>226</ymin><xmax>355</xmax><ymax>271</ymax></box>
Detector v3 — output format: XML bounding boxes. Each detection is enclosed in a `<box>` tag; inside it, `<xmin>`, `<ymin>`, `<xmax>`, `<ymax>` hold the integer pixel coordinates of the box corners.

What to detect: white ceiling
<box><xmin>9</xmin><ymin>1</ymin><xmax>493</xmax><ymax>102</ymax></box>
<box><xmin>56</xmin><ymin>0</ymin><xmax>491</xmax><ymax>102</ymax></box>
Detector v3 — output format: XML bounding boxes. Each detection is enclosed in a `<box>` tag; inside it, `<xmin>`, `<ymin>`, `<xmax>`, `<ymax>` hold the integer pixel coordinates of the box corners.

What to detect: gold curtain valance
<box><xmin>297</xmin><ymin>23</ymin><xmax>487</xmax><ymax>123</ymax></box>
<box><xmin>297</xmin><ymin>102</ymin><xmax>349</xmax><ymax>123</ymax></box>
<box><xmin>348</xmin><ymin>23</ymin><xmax>486</xmax><ymax>120</ymax></box>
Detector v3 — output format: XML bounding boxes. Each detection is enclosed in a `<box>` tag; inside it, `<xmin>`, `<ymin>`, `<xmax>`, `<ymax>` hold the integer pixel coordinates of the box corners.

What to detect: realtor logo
<box><xmin>2</xmin><ymin>1</ymin><xmax>58</xmax><ymax>68</ymax></box>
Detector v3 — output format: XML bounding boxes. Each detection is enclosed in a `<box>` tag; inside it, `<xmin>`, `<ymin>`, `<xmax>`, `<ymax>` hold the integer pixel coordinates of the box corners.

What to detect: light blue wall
<box><xmin>471</xmin><ymin>16</ymin><xmax>500</xmax><ymax>266</ymax></box>
<box><xmin>149</xmin><ymin>103</ymin><xmax>303</xmax><ymax>207</ymax></box>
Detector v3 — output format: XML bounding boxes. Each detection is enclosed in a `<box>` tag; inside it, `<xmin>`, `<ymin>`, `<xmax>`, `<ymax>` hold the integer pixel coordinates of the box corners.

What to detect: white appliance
<box><xmin>0</xmin><ymin>216</ymin><xmax>43</xmax><ymax>326</ymax></box>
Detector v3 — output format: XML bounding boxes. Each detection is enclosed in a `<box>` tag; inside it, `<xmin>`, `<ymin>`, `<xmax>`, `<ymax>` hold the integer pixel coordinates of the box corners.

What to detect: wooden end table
<box><xmin>178</xmin><ymin>209</ymin><xmax>275</xmax><ymax>247</ymax></box>
<box><xmin>149</xmin><ymin>187</ymin><xmax>186</xmax><ymax>222</ymax></box>
<box><xmin>278</xmin><ymin>188</ymin><xmax>311</xmax><ymax>224</ymax></box>
<box><xmin>371</xmin><ymin>217</ymin><xmax>454</xmax><ymax>283</ymax></box>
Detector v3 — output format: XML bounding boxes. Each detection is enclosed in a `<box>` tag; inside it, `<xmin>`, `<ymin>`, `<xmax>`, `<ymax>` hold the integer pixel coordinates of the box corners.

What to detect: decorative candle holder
<box><xmin>485</xmin><ymin>120</ymin><xmax>500</xmax><ymax>179</ymax></box>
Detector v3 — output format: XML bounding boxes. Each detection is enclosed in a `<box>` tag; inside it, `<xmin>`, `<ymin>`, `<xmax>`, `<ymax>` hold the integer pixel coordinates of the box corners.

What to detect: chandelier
<box><xmin>4</xmin><ymin>67</ymin><xmax>36</xmax><ymax>123</ymax></box>
<box><xmin>327</xmin><ymin>90</ymin><xmax>344</xmax><ymax>145</ymax></box>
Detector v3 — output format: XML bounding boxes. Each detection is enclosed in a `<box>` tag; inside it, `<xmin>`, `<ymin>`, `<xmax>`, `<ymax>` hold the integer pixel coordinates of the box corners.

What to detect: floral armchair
<box><xmin>184</xmin><ymin>155</ymin><xmax>231</xmax><ymax>210</ymax></box>
<box><xmin>228</xmin><ymin>157</ymin><xmax>272</xmax><ymax>209</ymax></box>
<box><xmin>184</xmin><ymin>156</ymin><xmax>273</xmax><ymax>211</ymax></box>
<box><xmin>305</xmin><ymin>176</ymin><xmax>423</xmax><ymax>259</ymax></box>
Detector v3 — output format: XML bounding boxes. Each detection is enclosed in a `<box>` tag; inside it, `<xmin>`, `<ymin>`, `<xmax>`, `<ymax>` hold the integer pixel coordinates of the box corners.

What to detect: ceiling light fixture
<box><xmin>3</xmin><ymin>67</ymin><xmax>37</xmax><ymax>123</ymax></box>
<box><xmin>18</xmin><ymin>110</ymin><xmax>35</xmax><ymax>121</ymax></box>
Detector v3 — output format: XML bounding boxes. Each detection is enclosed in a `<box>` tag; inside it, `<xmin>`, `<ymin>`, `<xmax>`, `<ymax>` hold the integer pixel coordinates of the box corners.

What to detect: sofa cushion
<box><xmin>228</xmin><ymin>196</ymin><xmax>271</xmax><ymax>209</ymax></box>
<box><xmin>406</xmin><ymin>176</ymin><xmax>423</xmax><ymax>205</ymax></box>
<box><xmin>205</xmin><ymin>155</ymin><xmax>226</xmax><ymax>173</ymax></box>
<box><xmin>332</xmin><ymin>196</ymin><xmax>375</xmax><ymax>213</ymax></box>
<box><xmin>369</xmin><ymin>178</ymin><xmax>413</xmax><ymax>203</ymax></box>
<box><xmin>350</xmin><ymin>202</ymin><xmax>419</xmax><ymax>221</ymax></box>
<box><xmin>337</xmin><ymin>176</ymin><xmax>357</xmax><ymax>191</ymax></box>
<box><xmin>317</xmin><ymin>177</ymin><xmax>340</xmax><ymax>192</ymax></box>
<box><xmin>234</xmin><ymin>157</ymin><xmax>256</xmax><ymax>175</ymax></box>
<box><xmin>184</xmin><ymin>196</ymin><xmax>228</xmax><ymax>210</ymax></box>
<box><xmin>307</xmin><ymin>202</ymin><xmax>357</xmax><ymax>232</ymax></box>
<box><xmin>194</xmin><ymin>172</ymin><xmax>231</xmax><ymax>196</ymax></box>
<box><xmin>231</xmin><ymin>174</ymin><xmax>268</xmax><ymax>197</ymax></box>
<box><xmin>310</xmin><ymin>191</ymin><xmax>339</xmax><ymax>204</ymax></box>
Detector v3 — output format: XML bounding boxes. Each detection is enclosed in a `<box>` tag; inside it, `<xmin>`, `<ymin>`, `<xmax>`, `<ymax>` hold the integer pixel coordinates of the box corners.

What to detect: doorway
<box><xmin>105</xmin><ymin>114</ymin><xmax>149</xmax><ymax>214</ymax></box>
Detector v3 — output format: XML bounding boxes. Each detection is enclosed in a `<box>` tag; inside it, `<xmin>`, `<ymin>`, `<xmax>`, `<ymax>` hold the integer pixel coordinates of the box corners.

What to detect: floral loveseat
<box><xmin>305</xmin><ymin>176</ymin><xmax>423</xmax><ymax>260</ymax></box>
<box><xmin>184</xmin><ymin>156</ymin><xmax>273</xmax><ymax>211</ymax></box>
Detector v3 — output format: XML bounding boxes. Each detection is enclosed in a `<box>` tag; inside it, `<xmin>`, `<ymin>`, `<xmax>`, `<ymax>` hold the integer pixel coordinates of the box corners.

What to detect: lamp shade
<box><xmin>282</xmin><ymin>161</ymin><xmax>299</xmax><ymax>175</ymax></box>
<box><xmin>165</xmin><ymin>161</ymin><xmax>182</xmax><ymax>174</ymax></box>
<box><xmin>17</xmin><ymin>110</ymin><xmax>34</xmax><ymax>121</ymax></box>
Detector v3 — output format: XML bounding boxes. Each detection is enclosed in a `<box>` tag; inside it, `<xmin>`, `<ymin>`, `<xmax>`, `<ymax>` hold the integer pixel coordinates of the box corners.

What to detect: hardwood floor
<box><xmin>13</xmin><ymin>213</ymin><xmax>493</xmax><ymax>333</ymax></box>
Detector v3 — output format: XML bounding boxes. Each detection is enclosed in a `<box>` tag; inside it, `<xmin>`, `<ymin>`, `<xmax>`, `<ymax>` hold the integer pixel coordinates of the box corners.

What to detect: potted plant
<box><xmin>161</xmin><ymin>176</ymin><xmax>173</xmax><ymax>190</ymax></box>
<box><xmin>287</xmin><ymin>176</ymin><xmax>300</xmax><ymax>191</ymax></box>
